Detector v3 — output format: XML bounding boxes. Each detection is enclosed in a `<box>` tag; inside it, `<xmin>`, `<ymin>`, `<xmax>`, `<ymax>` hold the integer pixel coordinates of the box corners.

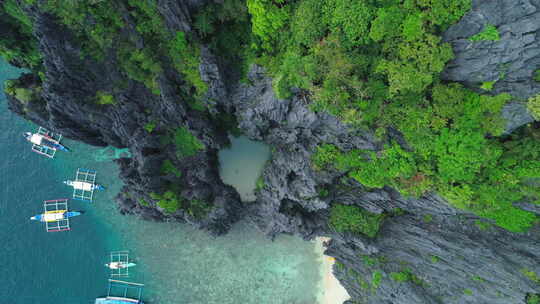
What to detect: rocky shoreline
<box><xmin>4</xmin><ymin>0</ymin><xmax>540</xmax><ymax>303</ymax></box>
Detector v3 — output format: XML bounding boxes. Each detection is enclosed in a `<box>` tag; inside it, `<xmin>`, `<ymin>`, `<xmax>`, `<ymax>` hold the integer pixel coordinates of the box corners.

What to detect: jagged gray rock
<box><xmin>4</xmin><ymin>0</ymin><xmax>540</xmax><ymax>303</ymax></box>
<box><xmin>328</xmin><ymin>216</ymin><xmax>540</xmax><ymax>304</ymax></box>
<box><xmin>442</xmin><ymin>0</ymin><xmax>540</xmax><ymax>133</ymax></box>
<box><xmin>441</xmin><ymin>0</ymin><xmax>540</xmax><ymax>133</ymax></box>
<box><xmin>212</xmin><ymin>64</ymin><xmax>540</xmax><ymax>303</ymax></box>
<box><xmin>501</xmin><ymin>102</ymin><xmax>535</xmax><ymax>134</ymax></box>
<box><xmin>6</xmin><ymin>2</ymin><xmax>242</xmax><ymax>235</ymax></box>
<box><xmin>443</xmin><ymin>0</ymin><xmax>540</xmax><ymax>100</ymax></box>
<box><xmin>225</xmin><ymin>66</ymin><xmax>377</xmax><ymax>238</ymax></box>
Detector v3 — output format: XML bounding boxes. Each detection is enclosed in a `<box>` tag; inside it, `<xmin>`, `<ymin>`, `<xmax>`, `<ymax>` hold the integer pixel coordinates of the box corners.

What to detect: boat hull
<box><xmin>95</xmin><ymin>298</ymin><xmax>144</xmax><ymax>304</ymax></box>
<box><xmin>106</xmin><ymin>262</ymin><xmax>137</xmax><ymax>270</ymax></box>
<box><xmin>30</xmin><ymin>211</ymin><xmax>81</xmax><ymax>222</ymax></box>
<box><xmin>40</xmin><ymin>137</ymin><xmax>69</xmax><ymax>152</ymax></box>
<box><xmin>66</xmin><ymin>211</ymin><xmax>81</xmax><ymax>218</ymax></box>
<box><xmin>65</xmin><ymin>180</ymin><xmax>104</xmax><ymax>191</ymax></box>
<box><xmin>30</xmin><ymin>215</ymin><xmax>42</xmax><ymax>221</ymax></box>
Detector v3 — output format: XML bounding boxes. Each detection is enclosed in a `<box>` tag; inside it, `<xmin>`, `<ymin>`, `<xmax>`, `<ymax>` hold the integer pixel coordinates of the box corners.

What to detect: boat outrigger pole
<box><xmin>24</xmin><ymin>132</ymin><xmax>70</xmax><ymax>152</ymax></box>
<box><xmin>64</xmin><ymin>168</ymin><xmax>105</xmax><ymax>202</ymax></box>
<box><xmin>95</xmin><ymin>279</ymin><xmax>145</xmax><ymax>304</ymax></box>
<box><xmin>30</xmin><ymin>199</ymin><xmax>82</xmax><ymax>232</ymax></box>
<box><xmin>106</xmin><ymin>251</ymin><xmax>136</xmax><ymax>277</ymax></box>
<box><xmin>24</xmin><ymin>127</ymin><xmax>70</xmax><ymax>158</ymax></box>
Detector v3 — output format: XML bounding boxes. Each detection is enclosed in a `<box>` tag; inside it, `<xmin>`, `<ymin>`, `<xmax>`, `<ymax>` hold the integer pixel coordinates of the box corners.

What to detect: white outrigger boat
<box><xmin>24</xmin><ymin>126</ymin><xmax>69</xmax><ymax>158</ymax></box>
<box><xmin>106</xmin><ymin>262</ymin><xmax>137</xmax><ymax>270</ymax></box>
<box><xmin>106</xmin><ymin>251</ymin><xmax>136</xmax><ymax>277</ymax></box>
<box><xmin>64</xmin><ymin>168</ymin><xmax>105</xmax><ymax>202</ymax></box>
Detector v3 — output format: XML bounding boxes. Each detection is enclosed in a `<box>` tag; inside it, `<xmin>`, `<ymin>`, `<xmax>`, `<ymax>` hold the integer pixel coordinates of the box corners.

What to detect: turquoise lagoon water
<box><xmin>0</xmin><ymin>60</ymin><xmax>322</xmax><ymax>304</ymax></box>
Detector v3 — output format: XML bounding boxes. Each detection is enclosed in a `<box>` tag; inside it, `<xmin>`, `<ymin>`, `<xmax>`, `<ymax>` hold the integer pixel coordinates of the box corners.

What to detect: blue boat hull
<box><xmin>30</xmin><ymin>214</ymin><xmax>43</xmax><ymax>221</ymax></box>
<box><xmin>30</xmin><ymin>211</ymin><xmax>80</xmax><ymax>221</ymax></box>
<box><xmin>66</xmin><ymin>211</ymin><xmax>81</xmax><ymax>218</ymax></box>
<box><xmin>42</xmin><ymin>138</ymin><xmax>70</xmax><ymax>152</ymax></box>
<box><xmin>51</xmin><ymin>142</ymin><xmax>70</xmax><ymax>152</ymax></box>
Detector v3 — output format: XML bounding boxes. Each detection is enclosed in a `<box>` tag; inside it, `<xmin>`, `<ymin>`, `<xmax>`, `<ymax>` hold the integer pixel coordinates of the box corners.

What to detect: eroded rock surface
<box><xmin>4</xmin><ymin>0</ymin><xmax>540</xmax><ymax>303</ymax></box>
<box><xmin>442</xmin><ymin>0</ymin><xmax>540</xmax><ymax>133</ymax></box>
<box><xmin>7</xmin><ymin>2</ymin><xmax>242</xmax><ymax>235</ymax></box>
<box><xmin>218</xmin><ymin>66</ymin><xmax>540</xmax><ymax>304</ymax></box>
<box><xmin>443</xmin><ymin>0</ymin><xmax>540</xmax><ymax>99</ymax></box>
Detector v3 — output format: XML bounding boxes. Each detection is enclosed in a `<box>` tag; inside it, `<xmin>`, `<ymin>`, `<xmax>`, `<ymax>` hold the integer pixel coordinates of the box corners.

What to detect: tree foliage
<box><xmin>528</xmin><ymin>94</ymin><xmax>540</xmax><ymax>120</ymax></box>
<box><xmin>172</xmin><ymin>127</ymin><xmax>205</xmax><ymax>158</ymax></box>
<box><xmin>160</xmin><ymin>159</ymin><xmax>182</xmax><ymax>177</ymax></box>
<box><xmin>329</xmin><ymin>204</ymin><xmax>385</xmax><ymax>238</ymax></box>
<box><xmin>325</xmin><ymin>0</ymin><xmax>375</xmax><ymax>48</ymax></box>
<box><xmin>248</xmin><ymin>0</ymin><xmax>469</xmax><ymax>102</ymax></box>
<box><xmin>0</xmin><ymin>0</ymin><xmax>41</xmax><ymax>68</ymax></box>
<box><xmin>534</xmin><ymin>70</ymin><xmax>540</xmax><ymax>82</ymax></box>
<box><xmin>169</xmin><ymin>31</ymin><xmax>208</xmax><ymax>97</ymax></box>
<box><xmin>29</xmin><ymin>0</ymin><xmax>208</xmax><ymax>99</ymax></box>
<box><xmin>527</xmin><ymin>293</ymin><xmax>540</xmax><ymax>304</ymax></box>
<box><xmin>313</xmin><ymin>85</ymin><xmax>539</xmax><ymax>232</ymax></box>
<box><xmin>240</xmin><ymin>0</ymin><xmax>540</xmax><ymax>232</ymax></box>
<box><xmin>150</xmin><ymin>191</ymin><xmax>182</xmax><ymax>214</ymax></box>
<box><xmin>469</xmin><ymin>25</ymin><xmax>500</xmax><ymax>41</ymax></box>
<box><xmin>247</xmin><ymin>0</ymin><xmax>290</xmax><ymax>51</ymax></box>
<box><xmin>95</xmin><ymin>91</ymin><xmax>116</xmax><ymax>105</ymax></box>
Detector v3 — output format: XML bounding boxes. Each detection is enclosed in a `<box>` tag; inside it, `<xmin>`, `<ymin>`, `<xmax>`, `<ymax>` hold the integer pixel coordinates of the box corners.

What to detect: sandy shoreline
<box><xmin>315</xmin><ymin>237</ymin><xmax>351</xmax><ymax>304</ymax></box>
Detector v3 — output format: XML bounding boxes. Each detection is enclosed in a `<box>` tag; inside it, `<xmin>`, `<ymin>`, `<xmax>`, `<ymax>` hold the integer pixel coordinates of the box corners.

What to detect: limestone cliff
<box><xmin>3</xmin><ymin>0</ymin><xmax>540</xmax><ymax>303</ymax></box>
<box><xmin>442</xmin><ymin>0</ymin><xmax>540</xmax><ymax>133</ymax></box>
<box><xmin>6</xmin><ymin>0</ymin><xmax>242</xmax><ymax>235</ymax></box>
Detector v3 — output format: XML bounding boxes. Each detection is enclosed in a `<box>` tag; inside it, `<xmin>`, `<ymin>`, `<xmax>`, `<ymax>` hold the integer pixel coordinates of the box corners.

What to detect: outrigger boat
<box><xmin>106</xmin><ymin>251</ymin><xmax>136</xmax><ymax>277</ymax></box>
<box><xmin>64</xmin><ymin>168</ymin><xmax>105</xmax><ymax>202</ymax></box>
<box><xmin>24</xmin><ymin>126</ymin><xmax>69</xmax><ymax>158</ymax></box>
<box><xmin>106</xmin><ymin>262</ymin><xmax>137</xmax><ymax>270</ymax></box>
<box><xmin>30</xmin><ymin>199</ymin><xmax>81</xmax><ymax>232</ymax></box>
<box><xmin>30</xmin><ymin>210</ymin><xmax>81</xmax><ymax>222</ymax></box>
<box><xmin>95</xmin><ymin>279</ymin><xmax>145</xmax><ymax>304</ymax></box>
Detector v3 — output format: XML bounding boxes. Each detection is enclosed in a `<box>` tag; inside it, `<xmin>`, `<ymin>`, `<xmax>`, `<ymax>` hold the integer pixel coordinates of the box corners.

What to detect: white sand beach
<box><xmin>315</xmin><ymin>237</ymin><xmax>351</xmax><ymax>304</ymax></box>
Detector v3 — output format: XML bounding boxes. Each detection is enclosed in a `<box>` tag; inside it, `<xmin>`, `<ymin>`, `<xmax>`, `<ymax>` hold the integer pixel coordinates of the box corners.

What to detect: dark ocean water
<box><xmin>0</xmin><ymin>59</ymin><xmax>322</xmax><ymax>304</ymax></box>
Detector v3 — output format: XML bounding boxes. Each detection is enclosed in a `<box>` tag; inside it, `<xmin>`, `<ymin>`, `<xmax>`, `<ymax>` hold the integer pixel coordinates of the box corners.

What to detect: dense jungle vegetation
<box><xmin>244</xmin><ymin>0</ymin><xmax>540</xmax><ymax>233</ymax></box>
<box><xmin>1</xmin><ymin>0</ymin><xmax>539</xmax><ymax>232</ymax></box>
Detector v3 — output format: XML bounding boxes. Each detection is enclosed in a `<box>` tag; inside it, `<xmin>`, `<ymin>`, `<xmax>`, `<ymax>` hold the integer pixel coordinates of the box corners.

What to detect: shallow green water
<box><xmin>218</xmin><ymin>136</ymin><xmax>271</xmax><ymax>201</ymax></box>
<box><xmin>0</xmin><ymin>60</ymin><xmax>322</xmax><ymax>303</ymax></box>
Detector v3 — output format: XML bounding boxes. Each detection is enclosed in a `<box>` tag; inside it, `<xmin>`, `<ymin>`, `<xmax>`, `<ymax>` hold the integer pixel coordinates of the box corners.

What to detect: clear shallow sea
<box><xmin>0</xmin><ymin>60</ymin><xmax>322</xmax><ymax>304</ymax></box>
